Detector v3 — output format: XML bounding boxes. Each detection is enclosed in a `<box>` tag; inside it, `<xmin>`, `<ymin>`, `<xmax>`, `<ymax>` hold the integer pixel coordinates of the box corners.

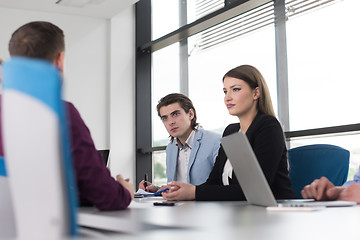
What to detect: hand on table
<box><xmin>301</xmin><ymin>176</ymin><xmax>347</xmax><ymax>202</ymax></box>
<box><xmin>162</xmin><ymin>181</ymin><xmax>195</xmax><ymax>201</ymax></box>
<box><xmin>117</xmin><ymin>174</ymin><xmax>134</xmax><ymax>200</ymax></box>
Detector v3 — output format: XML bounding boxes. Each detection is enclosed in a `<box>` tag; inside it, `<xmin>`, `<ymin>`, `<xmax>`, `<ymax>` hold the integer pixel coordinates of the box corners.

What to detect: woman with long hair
<box><xmin>162</xmin><ymin>65</ymin><xmax>296</xmax><ymax>201</ymax></box>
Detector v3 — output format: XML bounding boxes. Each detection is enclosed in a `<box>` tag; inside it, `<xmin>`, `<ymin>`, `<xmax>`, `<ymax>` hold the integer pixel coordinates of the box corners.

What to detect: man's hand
<box><xmin>336</xmin><ymin>183</ymin><xmax>360</xmax><ymax>204</ymax></box>
<box><xmin>301</xmin><ymin>176</ymin><xmax>337</xmax><ymax>201</ymax></box>
<box><xmin>117</xmin><ymin>174</ymin><xmax>134</xmax><ymax>200</ymax></box>
<box><xmin>138</xmin><ymin>180</ymin><xmax>158</xmax><ymax>193</ymax></box>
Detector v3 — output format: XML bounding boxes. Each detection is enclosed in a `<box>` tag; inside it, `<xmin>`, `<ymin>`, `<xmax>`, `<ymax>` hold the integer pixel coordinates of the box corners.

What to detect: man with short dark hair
<box><xmin>2</xmin><ymin>21</ymin><xmax>133</xmax><ymax>210</ymax></box>
<box><xmin>139</xmin><ymin>93</ymin><xmax>220</xmax><ymax>192</ymax></box>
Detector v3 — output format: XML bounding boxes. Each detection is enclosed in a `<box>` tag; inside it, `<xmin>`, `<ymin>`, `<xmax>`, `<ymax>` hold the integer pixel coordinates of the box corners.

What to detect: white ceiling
<box><xmin>0</xmin><ymin>0</ymin><xmax>139</xmax><ymax>19</ymax></box>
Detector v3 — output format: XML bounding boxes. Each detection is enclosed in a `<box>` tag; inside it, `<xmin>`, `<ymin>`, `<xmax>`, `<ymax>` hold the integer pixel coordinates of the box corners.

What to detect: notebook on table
<box><xmin>220</xmin><ymin>131</ymin><xmax>356</xmax><ymax>208</ymax></box>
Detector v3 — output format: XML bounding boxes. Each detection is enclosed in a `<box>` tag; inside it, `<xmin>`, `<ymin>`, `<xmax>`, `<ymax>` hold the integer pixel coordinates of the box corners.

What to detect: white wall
<box><xmin>109</xmin><ymin>6</ymin><xmax>136</xmax><ymax>181</ymax></box>
<box><xmin>0</xmin><ymin>6</ymin><xmax>136</xmax><ymax>181</ymax></box>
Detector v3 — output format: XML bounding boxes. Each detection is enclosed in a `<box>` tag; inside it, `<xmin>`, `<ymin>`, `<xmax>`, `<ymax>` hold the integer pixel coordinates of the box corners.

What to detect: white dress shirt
<box><xmin>175</xmin><ymin>130</ymin><xmax>196</xmax><ymax>183</ymax></box>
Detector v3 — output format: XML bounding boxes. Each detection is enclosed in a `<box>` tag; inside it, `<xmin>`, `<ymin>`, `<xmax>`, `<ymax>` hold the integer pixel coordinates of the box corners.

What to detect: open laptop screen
<box><xmin>98</xmin><ymin>149</ymin><xmax>110</xmax><ymax>166</ymax></box>
<box><xmin>221</xmin><ymin>132</ymin><xmax>356</xmax><ymax>208</ymax></box>
<box><xmin>221</xmin><ymin>131</ymin><xmax>277</xmax><ymax>206</ymax></box>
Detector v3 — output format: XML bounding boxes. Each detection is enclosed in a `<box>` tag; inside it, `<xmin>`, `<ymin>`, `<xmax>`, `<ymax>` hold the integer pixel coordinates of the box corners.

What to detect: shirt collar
<box><xmin>175</xmin><ymin>128</ymin><xmax>196</xmax><ymax>150</ymax></box>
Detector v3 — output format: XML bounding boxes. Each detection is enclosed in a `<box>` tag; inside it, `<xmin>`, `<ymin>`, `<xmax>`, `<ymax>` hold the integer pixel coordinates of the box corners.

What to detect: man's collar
<box><xmin>175</xmin><ymin>127</ymin><xmax>197</xmax><ymax>150</ymax></box>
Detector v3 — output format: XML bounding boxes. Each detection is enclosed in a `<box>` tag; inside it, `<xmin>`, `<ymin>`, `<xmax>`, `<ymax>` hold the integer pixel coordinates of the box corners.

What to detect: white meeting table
<box><xmin>78</xmin><ymin>197</ymin><xmax>360</xmax><ymax>240</ymax></box>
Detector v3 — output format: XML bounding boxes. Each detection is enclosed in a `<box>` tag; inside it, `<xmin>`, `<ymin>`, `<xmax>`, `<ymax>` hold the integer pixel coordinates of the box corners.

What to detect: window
<box><xmin>151</xmin><ymin>43</ymin><xmax>181</xmax><ymax>184</ymax></box>
<box><xmin>151</xmin><ymin>0</ymin><xmax>180</xmax><ymax>40</ymax></box>
<box><xmin>152</xmin><ymin>150</ymin><xmax>167</xmax><ymax>186</ymax></box>
<box><xmin>287</xmin><ymin>0</ymin><xmax>360</xmax><ymax>131</ymax></box>
<box><xmin>149</xmin><ymin>0</ymin><xmax>277</xmax><ymax>185</ymax></box>
<box><xmin>151</xmin><ymin>0</ymin><xmax>224</xmax><ymax>40</ymax></box>
<box><xmin>137</xmin><ymin>0</ymin><xmax>360</xmax><ymax>186</ymax></box>
<box><xmin>188</xmin><ymin>25</ymin><xmax>277</xmax><ymax>133</ymax></box>
<box><xmin>152</xmin><ymin>43</ymin><xmax>180</xmax><ymax>147</ymax></box>
<box><xmin>286</xmin><ymin>0</ymin><xmax>360</xmax><ymax>180</ymax></box>
<box><xmin>188</xmin><ymin>1</ymin><xmax>277</xmax><ymax>133</ymax></box>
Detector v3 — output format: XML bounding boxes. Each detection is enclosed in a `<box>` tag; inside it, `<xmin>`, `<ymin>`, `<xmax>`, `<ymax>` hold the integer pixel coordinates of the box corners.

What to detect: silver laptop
<box><xmin>221</xmin><ymin>131</ymin><xmax>356</xmax><ymax>208</ymax></box>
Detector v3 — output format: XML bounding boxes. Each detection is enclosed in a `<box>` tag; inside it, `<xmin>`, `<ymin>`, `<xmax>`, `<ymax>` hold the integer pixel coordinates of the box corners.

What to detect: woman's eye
<box><xmin>233</xmin><ymin>88</ymin><xmax>241</xmax><ymax>92</ymax></box>
<box><xmin>223</xmin><ymin>90</ymin><xmax>227</xmax><ymax>94</ymax></box>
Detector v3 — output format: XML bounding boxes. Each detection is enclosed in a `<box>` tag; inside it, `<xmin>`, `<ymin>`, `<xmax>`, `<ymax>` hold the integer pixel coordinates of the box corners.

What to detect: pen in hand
<box><xmin>152</xmin><ymin>188</ymin><xmax>169</xmax><ymax>196</ymax></box>
<box><xmin>144</xmin><ymin>173</ymin><xmax>148</xmax><ymax>189</ymax></box>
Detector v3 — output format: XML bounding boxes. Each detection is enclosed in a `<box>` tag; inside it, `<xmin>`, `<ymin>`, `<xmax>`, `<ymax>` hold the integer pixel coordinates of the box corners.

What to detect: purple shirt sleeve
<box><xmin>65</xmin><ymin>101</ymin><xmax>131</xmax><ymax>211</ymax></box>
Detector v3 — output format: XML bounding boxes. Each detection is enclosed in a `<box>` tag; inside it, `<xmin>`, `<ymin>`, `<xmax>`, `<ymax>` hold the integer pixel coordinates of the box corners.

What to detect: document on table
<box><xmin>135</xmin><ymin>187</ymin><xmax>170</xmax><ymax>198</ymax></box>
<box><xmin>135</xmin><ymin>189</ymin><xmax>154</xmax><ymax>197</ymax></box>
<box><xmin>131</xmin><ymin>189</ymin><xmax>165</xmax><ymax>208</ymax></box>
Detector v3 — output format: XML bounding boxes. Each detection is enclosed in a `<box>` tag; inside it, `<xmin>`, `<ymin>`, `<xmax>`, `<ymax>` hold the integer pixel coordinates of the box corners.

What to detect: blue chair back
<box><xmin>288</xmin><ymin>144</ymin><xmax>350</xmax><ymax>198</ymax></box>
<box><xmin>2</xmin><ymin>57</ymin><xmax>78</xmax><ymax>238</ymax></box>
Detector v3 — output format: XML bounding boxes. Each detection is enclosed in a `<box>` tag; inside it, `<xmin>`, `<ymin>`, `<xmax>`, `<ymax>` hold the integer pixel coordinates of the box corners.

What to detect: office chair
<box><xmin>0</xmin><ymin>157</ymin><xmax>16</xmax><ymax>238</ymax></box>
<box><xmin>288</xmin><ymin>144</ymin><xmax>350</xmax><ymax>198</ymax></box>
<box><xmin>2</xmin><ymin>57</ymin><xmax>78</xmax><ymax>238</ymax></box>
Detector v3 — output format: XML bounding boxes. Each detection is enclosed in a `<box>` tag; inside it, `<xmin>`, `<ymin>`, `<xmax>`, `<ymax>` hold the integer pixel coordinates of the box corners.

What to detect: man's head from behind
<box><xmin>8</xmin><ymin>21</ymin><xmax>65</xmax><ymax>70</ymax></box>
<box><xmin>157</xmin><ymin>93</ymin><xmax>198</xmax><ymax>143</ymax></box>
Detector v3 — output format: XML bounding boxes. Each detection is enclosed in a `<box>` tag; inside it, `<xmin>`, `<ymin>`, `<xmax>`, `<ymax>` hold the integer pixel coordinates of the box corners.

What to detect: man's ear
<box><xmin>54</xmin><ymin>51</ymin><xmax>65</xmax><ymax>72</ymax></box>
<box><xmin>189</xmin><ymin>108</ymin><xmax>195</xmax><ymax>120</ymax></box>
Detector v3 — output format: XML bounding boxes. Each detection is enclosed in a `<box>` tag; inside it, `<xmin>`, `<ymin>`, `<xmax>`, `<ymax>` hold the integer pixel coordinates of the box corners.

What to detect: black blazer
<box><xmin>195</xmin><ymin>112</ymin><xmax>296</xmax><ymax>201</ymax></box>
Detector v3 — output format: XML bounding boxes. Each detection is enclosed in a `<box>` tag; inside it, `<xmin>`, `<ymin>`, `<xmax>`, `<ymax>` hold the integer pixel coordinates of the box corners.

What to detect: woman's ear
<box><xmin>253</xmin><ymin>87</ymin><xmax>260</xmax><ymax>100</ymax></box>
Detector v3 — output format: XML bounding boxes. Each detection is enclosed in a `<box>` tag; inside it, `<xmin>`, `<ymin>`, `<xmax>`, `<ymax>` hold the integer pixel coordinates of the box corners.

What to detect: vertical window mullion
<box><xmin>179</xmin><ymin>0</ymin><xmax>189</xmax><ymax>95</ymax></box>
<box><xmin>274</xmin><ymin>0</ymin><xmax>290</xmax><ymax>144</ymax></box>
<box><xmin>136</xmin><ymin>0</ymin><xmax>153</xmax><ymax>186</ymax></box>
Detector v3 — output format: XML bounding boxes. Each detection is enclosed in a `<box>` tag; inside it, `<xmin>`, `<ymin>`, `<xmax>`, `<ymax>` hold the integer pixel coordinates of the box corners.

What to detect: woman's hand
<box><xmin>162</xmin><ymin>181</ymin><xmax>196</xmax><ymax>201</ymax></box>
